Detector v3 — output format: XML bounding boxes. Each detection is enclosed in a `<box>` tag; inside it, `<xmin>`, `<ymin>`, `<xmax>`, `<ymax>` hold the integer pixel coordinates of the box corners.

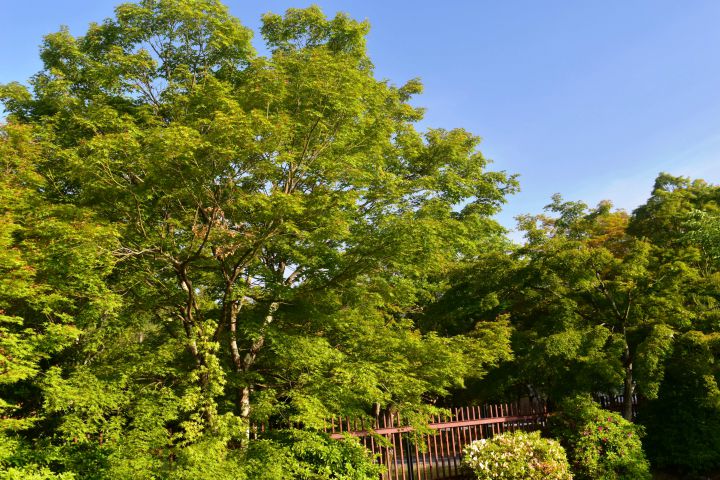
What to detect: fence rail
<box><xmin>323</xmin><ymin>400</ymin><xmax>549</xmax><ymax>480</ymax></box>
<box><xmin>254</xmin><ymin>395</ymin><xmax>636</xmax><ymax>479</ymax></box>
<box><xmin>595</xmin><ymin>393</ymin><xmax>639</xmax><ymax>419</ymax></box>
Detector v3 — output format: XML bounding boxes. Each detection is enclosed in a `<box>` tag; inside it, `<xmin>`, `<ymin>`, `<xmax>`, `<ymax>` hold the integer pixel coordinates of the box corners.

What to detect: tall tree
<box><xmin>627</xmin><ymin>174</ymin><xmax>720</xmax><ymax>473</ymax></box>
<box><xmin>429</xmin><ymin>194</ymin><xmax>695</xmax><ymax>420</ymax></box>
<box><xmin>441</xmin><ymin>179</ymin><xmax>720</xmax><ymax>421</ymax></box>
<box><xmin>514</xmin><ymin>197</ymin><xmax>685</xmax><ymax>420</ymax></box>
<box><xmin>0</xmin><ymin>123</ymin><xmax>121</xmax><ymax>478</ymax></box>
<box><xmin>1</xmin><ymin>0</ymin><xmax>516</xmax><ymax>476</ymax></box>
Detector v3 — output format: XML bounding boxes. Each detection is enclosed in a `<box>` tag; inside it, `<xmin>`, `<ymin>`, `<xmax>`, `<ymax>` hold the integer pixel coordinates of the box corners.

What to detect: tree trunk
<box><xmin>227</xmin><ymin>298</ymin><xmax>247</xmax><ymax>416</ymax></box>
<box><xmin>622</xmin><ymin>354</ymin><xmax>635</xmax><ymax>421</ymax></box>
<box><xmin>236</xmin><ymin>301</ymin><xmax>279</xmax><ymax>420</ymax></box>
<box><xmin>240</xmin><ymin>386</ymin><xmax>252</xmax><ymax>419</ymax></box>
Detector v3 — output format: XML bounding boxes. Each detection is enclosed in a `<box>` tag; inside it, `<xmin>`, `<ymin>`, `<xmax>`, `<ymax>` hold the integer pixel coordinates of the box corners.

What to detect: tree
<box><xmin>639</xmin><ymin>330</ymin><xmax>720</xmax><ymax>474</ymax></box>
<box><xmin>430</xmin><ymin>194</ymin><xmax>694</xmax><ymax>420</ymax></box>
<box><xmin>627</xmin><ymin>174</ymin><xmax>720</xmax><ymax>473</ymax></box>
<box><xmin>1</xmin><ymin>0</ymin><xmax>516</xmax><ymax>476</ymax></box>
<box><xmin>0</xmin><ymin>123</ymin><xmax>120</xmax><ymax>478</ymax></box>
<box><xmin>428</xmin><ymin>175</ymin><xmax>720</xmax><ymax>474</ymax></box>
<box><xmin>430</xmin><ymin>175</ymin><xmax>720</xmax><ymax>424</ymax></box>
<box><xmin>514</xmin><ymin>197</ymin><xmax>686</xmax><ymax>419</ymax></box>
<box><xmin>630</xmin><ymin>173</ymin><xmax>720</xmax><ymax>249</ymax></box>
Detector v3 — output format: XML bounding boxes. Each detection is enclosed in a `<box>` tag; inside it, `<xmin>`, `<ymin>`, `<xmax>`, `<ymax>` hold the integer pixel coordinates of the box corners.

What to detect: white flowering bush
<box><xmin>463</xmin><ymin>430</ymin><xmax>573</xmax><ymax>480</ymax></box>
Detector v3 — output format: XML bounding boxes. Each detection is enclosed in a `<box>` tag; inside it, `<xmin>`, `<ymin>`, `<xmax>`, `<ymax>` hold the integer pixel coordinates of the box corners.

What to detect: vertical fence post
<box><xmin>322</xmin><ymin>401</ymin><xmax>558</xmax><ymax>479</ymax></box>
<box><xmin>405</xmin><ymin>436</ymin><xmax>415</xmax><ymax>480</ymax></box>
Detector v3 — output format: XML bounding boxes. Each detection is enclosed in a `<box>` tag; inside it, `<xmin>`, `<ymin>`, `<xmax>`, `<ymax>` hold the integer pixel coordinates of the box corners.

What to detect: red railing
<box><xmin>324</xmin><ymin>399</ymin><xmax>549</xmax><ymax>480</ymax></box>
<box><xmin>595</xmin><ymin>393</ymin><xmax>639</xmax><ymax>419</ymax></box>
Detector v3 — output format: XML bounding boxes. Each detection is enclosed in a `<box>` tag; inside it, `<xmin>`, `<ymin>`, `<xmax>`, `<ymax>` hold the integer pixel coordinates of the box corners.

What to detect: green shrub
<box><xmin>549</xmin><ymin>396</ymin><xmax>650</xmax><ymax>480</ymax></box>
<box><xmin>462</xmin><ymin>430</ymin><xmax>572</xmax><ymax>480</ymax></box>
<box><xmin>244</xmin><ymin>429</ymin><xmax>381</xmax><ymax>480</ymax></box>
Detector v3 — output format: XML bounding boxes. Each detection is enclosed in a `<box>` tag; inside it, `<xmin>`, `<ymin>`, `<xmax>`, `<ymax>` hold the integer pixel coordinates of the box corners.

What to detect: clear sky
<box><xmin>2</xmin><ymin>1</ymin><xmax>720</xmax><ymax>236</ymax></box>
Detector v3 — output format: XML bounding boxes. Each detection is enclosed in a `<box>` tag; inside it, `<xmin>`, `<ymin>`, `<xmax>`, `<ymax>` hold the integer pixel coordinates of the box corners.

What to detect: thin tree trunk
<box><xmin>227</xmin><ymin>298</ymin><xmax>246</xmax><ymax>415</ymax></box>
<box><xmin>622</xmin><ymin>348</ymin><xmax>635</xmax><ymax>421</ymax></box>
<box><xmin>240</xmin><ymin>386</ymin><xmax>251</xmax><ymax>418</ymax></box>
<box><xmin>237</xmin><ymin>301</ymin><xmax>279</xmax><ymax>420</ymax></box>
<box><xmin>228</xmin><ymin>298</ymin><xmax>242</xmax><ymax>371</ymax></box>
<box><xmin>239</xmin><ymin>385</ymin><xmax>253</xmax><ymax>446</ymax></box>
<box><xmin>224</xmin><ymin>291</ymin><xmax>253</xmax><ymax>441</ymax></box>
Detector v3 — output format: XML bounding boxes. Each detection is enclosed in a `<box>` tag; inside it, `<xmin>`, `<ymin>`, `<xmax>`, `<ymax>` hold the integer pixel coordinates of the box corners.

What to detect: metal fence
<box><xmin>253</xmin><ymin>395</ymin><xmax>637</xmax><ymax>479</ymax></box>
<box><xmin>324</xmin><ymin>399</ymin><xmax>549</xmax><ymax>480</ymax></box>
<box><xmin>595</xmin><ymin>393</ymin><xmax>639</xmax><ymax>419</ymax></box>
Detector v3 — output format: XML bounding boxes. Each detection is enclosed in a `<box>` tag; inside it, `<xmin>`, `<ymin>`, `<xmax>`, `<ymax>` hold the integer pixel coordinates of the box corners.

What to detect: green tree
<box><xmin>0</xmin><ymin>123</ymin><xmax>120</xmax><ymax>477</ymax></box>
<box><xmin>630</xmin><ymin>173</ymin><xmax>720</xmax><ymax>249</ymax></box>
<box><xmin>627</xmin><ymin>174</ymin><xmax>720</xmax><ymax>473</ymax></box>
<box><xmin>512</xmin><ymin>196</ymin><xmax>689</xmax><ymax>419</ymax></box>
<box><xmin>430</xmin><ymin>193</ymin><xmax>693</xmax><ymax>420</ymax></box>
<box><xmin>430</xmin><ymin>175</ymin><xmax>720</xmax><ymax>423</ymax></box>
<box><xmin>1</xmin><ymin>0</ymin><xmax>516</xmax><ymax>476</ymax></box>
<box><xmin>640</xmin><ymin>331</ymin><xmax>720</xmax><ymax>473</ymax></box>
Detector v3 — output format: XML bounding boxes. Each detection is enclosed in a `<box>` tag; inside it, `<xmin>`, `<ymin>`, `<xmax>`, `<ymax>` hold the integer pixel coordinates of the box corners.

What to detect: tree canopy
<box><xmin>0</xmin><ymin>1</ymin><xmax>516</xmax><ymax>477</ymax></box>
<box><xmin>424</xmin><ymin>178</ymin><xmax>720</xmax><ymax>428</ymax></box>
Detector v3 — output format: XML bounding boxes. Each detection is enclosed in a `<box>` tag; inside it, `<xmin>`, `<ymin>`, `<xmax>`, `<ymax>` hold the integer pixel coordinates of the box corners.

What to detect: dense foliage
<box><xmin>549</xmin><ymin>396</ymin><xmax>650</xmax><ymax>480</ymax></box>
<box><xmin>0</xmin><ymin>0</ymin><xmax>516</xmax><ymax>477</ymax></box>
<box><xmin>243</xmin><ymin>430</ymin><xmax>381</xmax><ymax>480</ymax></box>
<box><xmin>462</xmin><ymin>430</ymin><xmax>572</xmax><ymax>480</ymax></box>
<box><xmin>427</xmin><ymin>174</ymin><xmax>720</xmax><ymax>475</ymax></box>
<box><xmin>639</xmin><ymin>331</ymin><xmax>720</xmax><ymax>474</ymax></box>
<box><xmin>3</xmin><ymin>0</ymin><xmax>720</xmax><ymax>478</ymax></box>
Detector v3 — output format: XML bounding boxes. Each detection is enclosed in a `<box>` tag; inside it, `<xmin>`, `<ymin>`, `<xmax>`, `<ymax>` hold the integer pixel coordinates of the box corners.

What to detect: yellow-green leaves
<box><xmin>261</xmin><ymin>5</ymin><xmax>370</xmax><ymax>59</ymax></box>
<box><xmin>1</xmin><ymin>3</ymin><xmax>518</xmax><ymax>477</ymax></box>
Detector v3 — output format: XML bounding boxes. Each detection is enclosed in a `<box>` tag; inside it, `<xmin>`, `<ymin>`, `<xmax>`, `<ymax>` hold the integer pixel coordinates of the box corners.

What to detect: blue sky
<box><xmin>2</xmin><ymin>1</ymin><xmax>720</xmax><ymax>236</ymax></box>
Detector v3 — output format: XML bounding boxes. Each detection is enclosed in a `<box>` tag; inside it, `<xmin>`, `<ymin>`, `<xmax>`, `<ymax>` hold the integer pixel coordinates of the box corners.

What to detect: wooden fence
<box><xmin>324</xmin><ymin>399</ymin><xmax>549</xmax><ymax>480</ymax></box>
<box><xmin>595</xmin><ymin>393</ymin><xmax>639</xmax><ymax>419</ymax></box>
<box><xmin>253</xmin><ymin>395</ymin><xmax>636</xmax><ymax>479</ymax></box>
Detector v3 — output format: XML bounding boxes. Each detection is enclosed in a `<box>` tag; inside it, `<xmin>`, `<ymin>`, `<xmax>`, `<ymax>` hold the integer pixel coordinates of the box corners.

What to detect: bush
<box><xmin>244</xmin><ymin>429</ymin><xmax>382</xmax><ymax>480</ymax></box>
<box><xmin>549</xmin><ymin>396</ymin><xmax>650</xmax><ymax>480</ymax></box>
<box><xmin>462</xmin><ymin>430</ymin><xmax>572</xmax><ymax>480</ymax></box>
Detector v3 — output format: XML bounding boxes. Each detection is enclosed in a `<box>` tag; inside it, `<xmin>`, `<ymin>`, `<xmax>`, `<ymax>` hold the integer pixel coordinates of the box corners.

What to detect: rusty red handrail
<box><xmin>321</xmin><ymin>400</ymin><xmax>549</xmax><ymax>480</ymax></box>
<box><xmin>328</xmin><ymin>414</ymin><xmax>546</xmax><ymax>439</ymax></box>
